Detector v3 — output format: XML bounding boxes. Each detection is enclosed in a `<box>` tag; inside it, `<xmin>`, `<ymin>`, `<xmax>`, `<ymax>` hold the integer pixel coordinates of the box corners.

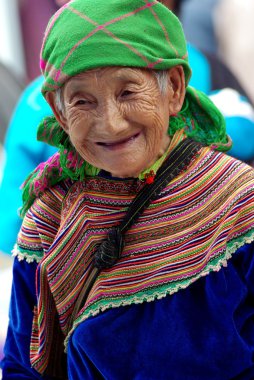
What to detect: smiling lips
<box><xmin>97</xmin><ymin>133</ymin><xmax>140</xmax><ymax>149</ymax></box>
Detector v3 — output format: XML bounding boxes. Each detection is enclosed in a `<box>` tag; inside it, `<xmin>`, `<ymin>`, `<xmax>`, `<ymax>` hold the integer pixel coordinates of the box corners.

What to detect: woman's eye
<box><xmin>75</xmin><ymin>99</ymin><xmax>90</xmax><ymax>105</ymax></box>
<box><xmin>120</xmin><ymin>90</ymin><xmax>134</xmax><ymax>98</ymax></box>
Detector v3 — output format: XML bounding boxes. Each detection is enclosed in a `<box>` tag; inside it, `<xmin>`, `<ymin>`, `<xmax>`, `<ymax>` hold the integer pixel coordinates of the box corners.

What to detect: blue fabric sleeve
<box><xmin>67</xmin><ymin>242</ymin><xmax>254</xmax><ymax>380</ymax></box>
<box><xmin>0</xmin><ymin>76</ymin><xmax>56</xmax><ymax>255</ymax></box>
<box><xmin>0</xmin><ymin>258</ymin><xmax>46</xmax><ymax>379</ymax></box>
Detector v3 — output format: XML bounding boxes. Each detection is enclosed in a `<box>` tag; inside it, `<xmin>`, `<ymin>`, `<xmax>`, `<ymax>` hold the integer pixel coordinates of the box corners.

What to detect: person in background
<box><xmin>179</xmin><ymin>0</ymin><xmax>219</xmax><ymax>55</ymax></box>
<box><xmin>169</xmin><ymin>0</ymin><xmax>254</xmax><ymax>166</ymax></box>
<box><xmin>214</xmin><ymin>0</ymin><xmax>254</xmax><ymax>105</ymax></box>
<box><xmin>0</xmin><ymin>62</ymin><xmax>24</xmax><ymax>144</ymax></box>
<box><xmin>0</xmin><ymin>0</ymin><xmax>253</xmax><ymax>257</ymax></box>
<box><xmin>167</xmin><ymin>0</ymin><xmax>254</xmax><ymax>166</ymax></box>
<box><xmin>209</xmin><ymin>88</ymin><xmax>254</xmax><ymax>165</ymax></box>
<box><xmin>0</xmin><ymin>77</ymin><xmax>55</xmax><ymax>255</ymax></box>
<box><xmin>1</xmin><ymin>1</ymin><xmax>254</xmax><ymax>378</ymax></box>
<box><xmin>0</xmin><ymin>2</ymin><xmax>62</xmax><ymax>255</ymax></box>
<box><xmin>161</xmin><ymin>0</ymin><xmax>252</xmax><ymax>98</ymax></box>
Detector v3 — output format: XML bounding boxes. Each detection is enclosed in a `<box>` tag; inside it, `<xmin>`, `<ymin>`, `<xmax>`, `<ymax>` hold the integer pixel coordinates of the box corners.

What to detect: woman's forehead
<box><xmin>65</xmin><ymin>67</ymin><xmax>153</xmax><ymax>87</ymax></box>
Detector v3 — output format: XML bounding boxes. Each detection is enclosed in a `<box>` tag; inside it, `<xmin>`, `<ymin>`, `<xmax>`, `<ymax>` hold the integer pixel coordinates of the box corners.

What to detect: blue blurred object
<box><xmin>209</xmin><ymin>89</ymin><xmax>254</xmax><ymax>162</ymax></box>
<box><xmin>188</xmin><ymin>43</ymin><xmax>211</xmax><ymax>93</ymax></box>
<box><xmin>180</xmin><ymin>0</ymin><xmax>219</xmax><ymax>55</ymax></box>
<box><xmin>0</xmin><ymin>77</ymin><xmax>55</xmax><ymax>255</ymax></box>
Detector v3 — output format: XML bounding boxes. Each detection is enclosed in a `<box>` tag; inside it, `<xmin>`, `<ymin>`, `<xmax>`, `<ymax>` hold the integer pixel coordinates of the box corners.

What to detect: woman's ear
<box><xmin>167</xmin><ymin>66</ymin><xmax>186</xmax><ymax>115</ymax></box>
<box><xmin>45</xmin><ymin>91</ymin><xmax>69</xmax><ymax>134</ymax></box>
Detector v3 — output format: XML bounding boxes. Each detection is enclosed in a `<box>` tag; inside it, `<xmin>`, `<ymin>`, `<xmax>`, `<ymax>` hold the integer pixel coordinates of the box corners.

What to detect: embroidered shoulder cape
<box><xmin>14</xmin><ymin>134</ymin><xmax>254</xmax><ymax>374</ymax></box>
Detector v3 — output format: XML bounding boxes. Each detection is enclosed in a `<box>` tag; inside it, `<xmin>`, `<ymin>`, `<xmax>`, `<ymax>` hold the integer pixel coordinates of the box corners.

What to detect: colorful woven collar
<box><xmin>25</xmin><ymin>134</ymin><xmax>254</xmax><ymax>374</ymax></box>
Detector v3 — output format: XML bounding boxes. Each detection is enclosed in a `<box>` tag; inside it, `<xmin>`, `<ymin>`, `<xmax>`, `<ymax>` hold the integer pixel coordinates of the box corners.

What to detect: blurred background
<box><xmin>0</xmin><ymin>0</ymin><xmax>254</xmax><ymax>374</ymax></box>
<box><xmin>0</xmin><ymin>0</ymin><xmax>58</xmax><ymax>144</ymax></box>
<box><xmin>0</xmin><ymin>0</ymin><xmax>58</xmax><ymax>370</ymax></box>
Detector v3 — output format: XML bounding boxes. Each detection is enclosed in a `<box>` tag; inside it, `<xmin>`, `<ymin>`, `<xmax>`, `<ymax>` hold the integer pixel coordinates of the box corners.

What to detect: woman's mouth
<box><xmin>96</xmin><ymin>133</ymin><xmax>140</xmax><ymax>150</ymax></box>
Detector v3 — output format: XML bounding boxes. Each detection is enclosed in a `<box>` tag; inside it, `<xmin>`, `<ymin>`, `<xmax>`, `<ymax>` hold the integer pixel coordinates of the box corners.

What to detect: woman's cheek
<box><xmin>69</xmin><ymin>124</ymin><xmax>85</xmax><ymax>142</ymax></box>
<box><xmin>66</xmin><ymin>107</ymin><xmax>90</xmax><ymax>125</ymax></box>
<box><xmin>67</xmin><ymin>112</ymin><xmax>90</xmax><ymax>141</ymax></box>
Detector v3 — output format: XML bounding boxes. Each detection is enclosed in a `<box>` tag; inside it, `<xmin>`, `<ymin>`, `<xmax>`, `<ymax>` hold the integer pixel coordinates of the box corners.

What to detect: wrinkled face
<box><xmin>51</xmin><ymin>67</ymin><xmax>184</xmax><ymax>178</ymax></box>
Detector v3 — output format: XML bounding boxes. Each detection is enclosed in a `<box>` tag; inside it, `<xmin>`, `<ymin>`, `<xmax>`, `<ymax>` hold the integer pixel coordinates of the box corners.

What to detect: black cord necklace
<box><xmin>71</xmin><ymin>137</ymin><xmax>202</xmax><ymax>323</ymax></box>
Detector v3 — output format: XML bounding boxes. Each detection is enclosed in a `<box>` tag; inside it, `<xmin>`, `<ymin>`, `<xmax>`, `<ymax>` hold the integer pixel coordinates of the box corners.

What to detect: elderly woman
<box><xmin>1</xmin><ymin>1</ymin><xmax>254</xmax><ymax>379</ymax></box>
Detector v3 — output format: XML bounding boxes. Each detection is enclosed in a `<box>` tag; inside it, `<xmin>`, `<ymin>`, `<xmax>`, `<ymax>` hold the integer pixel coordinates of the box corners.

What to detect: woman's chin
<box><xmin>108</xmin><ymin>170</ymin><xmax>140</xmax><ymax>179</ymax></box>
<box><xmin>102</xmin><ymin>155</ymin><xmax>156</xmax><ymax>179</ymax></box>
<box><xmin>107</xmin><ymin>164</ymin><xmax>145</xmax><ymax>179</ymax></box>
<box><xmin>98</xmin><ymin>155</ymin><xmax>146</xmax><ymax>178</ymax></box>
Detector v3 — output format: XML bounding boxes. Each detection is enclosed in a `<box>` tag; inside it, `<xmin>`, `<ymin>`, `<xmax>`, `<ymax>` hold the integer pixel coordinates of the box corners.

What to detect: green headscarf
<box><xmin>40</xmin><ymin>0</ymin><xmax>191</xmax><ymax>93</ymax></box>
<box><xmin>21</xmin><ymin>0</ymin><xmax>231</xmax><ymax>217</ymax></box>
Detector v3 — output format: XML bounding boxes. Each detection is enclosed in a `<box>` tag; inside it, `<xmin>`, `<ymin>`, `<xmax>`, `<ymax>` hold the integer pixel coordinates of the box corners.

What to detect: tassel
<box><xmin>94</xmin><ymin>227</ymin><xmax>124</xmax><ymax>269</ymax></box>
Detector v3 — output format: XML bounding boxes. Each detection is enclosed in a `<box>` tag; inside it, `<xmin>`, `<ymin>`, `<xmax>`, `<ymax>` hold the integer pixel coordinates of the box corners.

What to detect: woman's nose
<box><xmin>98</xmin><ymin>101</ymin><xmax>126</xmax><ymax>135</ymax></box>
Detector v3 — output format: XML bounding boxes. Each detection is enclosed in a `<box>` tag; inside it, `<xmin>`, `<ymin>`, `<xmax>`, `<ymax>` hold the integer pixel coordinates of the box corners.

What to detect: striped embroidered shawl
<box><xmin>15</xmin><ymin>137</ymin><xmax>254</xmax><ymax>374</ymax></box>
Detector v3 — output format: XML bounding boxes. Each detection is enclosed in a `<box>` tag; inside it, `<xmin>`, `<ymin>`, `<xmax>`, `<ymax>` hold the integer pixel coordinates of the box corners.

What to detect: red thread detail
<box><xmin>145</xmin><ymin>170</ymin><xmax>155</xmax><ymax>184</ymax></box>
<box><xmin>147</xmin><ymin>58</ymin><xmax>163</xmax><ymax>69</ymax></box>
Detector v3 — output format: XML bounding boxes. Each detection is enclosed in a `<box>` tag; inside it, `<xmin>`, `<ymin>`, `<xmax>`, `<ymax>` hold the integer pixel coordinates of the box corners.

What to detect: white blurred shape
<box><xmin>0</xmin><ymin>0</ymin><xmax>26</xmax><ymax>79</ymax></box>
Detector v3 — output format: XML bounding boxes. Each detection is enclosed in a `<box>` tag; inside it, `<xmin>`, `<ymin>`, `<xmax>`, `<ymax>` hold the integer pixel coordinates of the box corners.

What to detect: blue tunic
<box><xmin>1</xmin><ymin>242</ymin><xmax>254</xmax><ymax>379</ymax></box>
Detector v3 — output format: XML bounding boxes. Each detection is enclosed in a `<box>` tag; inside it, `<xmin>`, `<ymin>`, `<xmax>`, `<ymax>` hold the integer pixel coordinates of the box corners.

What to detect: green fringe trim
<box><xmin>12</xmin><ymin>244</ymin><xmax>44</xmax><ymax>263</ymax></box>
